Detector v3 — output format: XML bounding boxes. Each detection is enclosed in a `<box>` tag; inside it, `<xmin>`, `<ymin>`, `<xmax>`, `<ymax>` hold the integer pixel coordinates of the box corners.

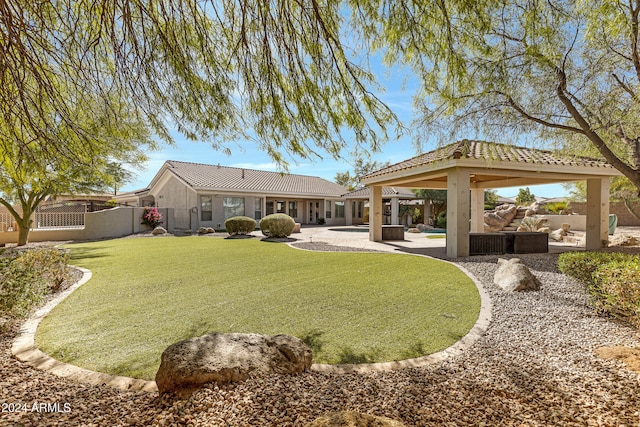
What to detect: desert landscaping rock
<box><xmin>609</xmin><ymin>233</ymin><xmax>639</xmax><ymax>247</ymax></box>
<box><xmin>493</xmin><ymin>258</ymin><xmax>539</xmax><ymax>292</ymax></box>
<box><xmin>151</xmin><ymin>226</ymin><xmax>167</xmax><ymax>235</ymax></box>
<box><xmin>155</xmin><ymin>333</ymin><xmax>313</xmax><ymax>395</ymax></box>
<box><xmin>484</xmin><ymin>204</ymin><xmax>517</xmax><ymax>232</ymax></box>
<box><xmin>306</xmin><ymin>411</ymin><xmax>407</xmax><ymax>427</ymax></box>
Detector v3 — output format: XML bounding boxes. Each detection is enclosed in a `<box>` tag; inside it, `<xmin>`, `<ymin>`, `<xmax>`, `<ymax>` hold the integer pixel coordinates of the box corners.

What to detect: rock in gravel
<box><xmin>494</xmin><ymin>258</ymin><xmax>539</xmax><ymax>292</ymax></box>
<box><xmin>306</xmin><ymin>411</ymin><xmax>407</xmax><ymax>427</ymax></box>
<box><xmin>152</xmin><ymin>226</ymin><xmax>168</xmax><ymax>235</ymax></box>
<box><xmin>155</xmin><ymin>333</ymin><xmax>312</xmax><ymax>395</ymax></box>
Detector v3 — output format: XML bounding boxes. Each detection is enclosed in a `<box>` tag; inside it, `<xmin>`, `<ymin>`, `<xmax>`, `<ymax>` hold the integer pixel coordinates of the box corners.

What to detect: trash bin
<box><xmin>608</xmin><ymin>214</ymin><xmax>618</xmax><ymax>235</ymax></box>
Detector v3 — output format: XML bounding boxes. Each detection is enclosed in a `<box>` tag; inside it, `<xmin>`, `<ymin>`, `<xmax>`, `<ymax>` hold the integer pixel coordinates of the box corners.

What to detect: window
<box><xmin>325</xmin><ymin>201</ymin><xmax>332</xmax><ymax>219</ymax></box>
<box><xmin>255</xmin><ymin>198</ymin><xmax>263</xmax><ymax>220</ymax></box>
<box><xmin>277</xmin><ymin>201</ymin><xmax>286</xmax><ymax>213</ymax></box>
<box><xmin>288</xmin><ymin>201</ymin><xmax>298</xmax><ymax>218</ymax></box>
<box><xmin>266</xmin><ymin>201</ymin><xmax>274</xmax><ymax>215</ymax></box>
<box><xmin>223</xmin><ymin>197</ymin><xmax>245</xmax><ymax>219</ymax></box>
<box><xmin>335</xmin><ymin>201</ymin><xmax>345</xmax><ymax>218</ymax></box>
<box><xmin>201</xmin><ymin>196</ymin><xmax>212</xmax><ymax>221</ymax></box>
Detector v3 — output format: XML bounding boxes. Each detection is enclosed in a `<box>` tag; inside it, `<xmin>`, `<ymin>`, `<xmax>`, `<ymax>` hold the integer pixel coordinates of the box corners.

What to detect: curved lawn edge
<box><xmin>11</xmin><ymin>266</ymin><xmax>158</xmax><ymax>393</ymax></box>
<box><xmin>310</xmin><ymin>257</ymin><xmax>492</xmax><ymax>373</ymax></box>
<box><xmin>11</xmin><ymin>256</ymin><xmax>491</xmax><ymax>392</ymax></box>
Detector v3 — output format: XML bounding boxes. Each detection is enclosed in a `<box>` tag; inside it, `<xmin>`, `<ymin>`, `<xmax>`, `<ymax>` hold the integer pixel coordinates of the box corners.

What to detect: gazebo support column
<box><xmin>447</xmin><ymin>168</ymin><xmax>470</xmax><ymax>257</ymax></box>
<box><xmin>585</xmin><ymin>177</ymin><xmax>610</xmax><ymax>250</ymax></box>
<box><xmin>470</xmin><ymin>188</ymin><xmax>485</xmax><ymax>232</ymax></box>
<box><xmin>391</xmin><ymin>197</ymin><xmax>399</xmax><ymax>225</ymax></box>
<box><xmin>369</xmin><ymin>185</ymin><xmax>383</xmax><ymax>241</ymax></box>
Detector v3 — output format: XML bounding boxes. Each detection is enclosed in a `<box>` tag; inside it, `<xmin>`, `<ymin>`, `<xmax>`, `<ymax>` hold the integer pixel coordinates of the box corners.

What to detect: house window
<box><xmin>288</xmin><ymin>201</ymin><xmax>298</xmax><ymax>218</ymax></box>
<box><xmin>276</xmin><ymin>201</ymin><xmax>286</xmax><ymax>213</ymax></box>
<box><xmin>335</xmin><ymin>201</ymin><xmax>345</xmax><ymax>218</ymax></box>
<box><xmin>223</xmin><ymin>197</ymin><xmax>245</xmax><ymax>219</ymax></box>
<box><xmin>266</xmin><ymin>201</ymin><xmax>274</xmax><ymax>215</ymax></box>
<box><xmin>325</xmin><ymin>201</ymin><xmax>332</xmax><ymax>219</ymax></box>
<box><xmin>255</xmin><ymin>198</ymin><xmax>263</xmax><ymax>220</ymax></box>
<box><xmin>201</xmin><ymin>196</ymin><xmax>212</xmax><ymax>221</ymax></box>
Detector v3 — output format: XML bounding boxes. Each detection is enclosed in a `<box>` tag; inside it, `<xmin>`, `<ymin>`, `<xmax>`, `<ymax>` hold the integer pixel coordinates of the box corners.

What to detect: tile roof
<box><xmin>164</xmin><ymin>161</ymin><xmax>347</xmax><ymax>197</ymax></box>
<box><xmin>342</xmin><ymin>187</ymin><xmax>417</xmax><ymax>198</ymax></box>
<box><xmin>363</xmin><ymin>140</ymin><xmax>615</xmax><ymax>179</ymax></box>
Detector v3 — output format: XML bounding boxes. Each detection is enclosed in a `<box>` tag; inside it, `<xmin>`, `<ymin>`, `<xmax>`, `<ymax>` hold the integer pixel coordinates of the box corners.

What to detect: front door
<box><xmin>309</xmin><ymin>201</ymin><xmax>318</xmax><ymax>224</ymax></box>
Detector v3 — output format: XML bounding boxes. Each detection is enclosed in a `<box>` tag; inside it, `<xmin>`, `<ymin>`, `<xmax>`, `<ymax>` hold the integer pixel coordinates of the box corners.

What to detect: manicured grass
<box><xmin>36</xmin><ymin>236</ymin><xmax>480</xmax><ymax>380</ymax></box>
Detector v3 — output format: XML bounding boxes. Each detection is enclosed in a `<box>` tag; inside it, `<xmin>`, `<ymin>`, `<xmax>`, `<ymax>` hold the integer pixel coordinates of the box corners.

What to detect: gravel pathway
<box><xmin>2</xmin><ymin>247</ymin><xmax>640</xmax><ymax>426</ymax></box>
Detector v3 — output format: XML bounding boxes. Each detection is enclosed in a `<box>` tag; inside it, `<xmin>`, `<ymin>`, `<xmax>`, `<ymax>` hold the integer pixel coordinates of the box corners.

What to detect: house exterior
<box><xmin>114</xmin><ymin>161</ymin><xmax>350</xmax><ymax>230</ymax></box>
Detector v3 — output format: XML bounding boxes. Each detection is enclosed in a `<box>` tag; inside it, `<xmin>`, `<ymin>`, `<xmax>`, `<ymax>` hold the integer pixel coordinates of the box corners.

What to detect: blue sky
<box><xmin>120</xmin><ymin>62</ymin><xmax>570</xmax><ymax>199</ymax></box>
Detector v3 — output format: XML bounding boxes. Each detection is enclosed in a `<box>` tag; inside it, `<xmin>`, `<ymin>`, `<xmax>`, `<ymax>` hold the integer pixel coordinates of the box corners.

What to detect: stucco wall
<box><xmin>570</xmin><ymin>201</ymin><xmax>640</xmax><ymax>226</ymax></box>
<box><xmin>539</xmin><ymin>214</ymin><xmax>586</xmax><ymax>231</ymax></box>
<box><xmin>0</xmin><ymin>207</ymin><xmax>174</xmax><ymax>245</ymax></box>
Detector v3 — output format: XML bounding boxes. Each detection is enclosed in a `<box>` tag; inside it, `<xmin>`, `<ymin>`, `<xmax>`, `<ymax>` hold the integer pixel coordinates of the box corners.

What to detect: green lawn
<box><xmin>36</xmin><ymin>236</ymin><xmax>480</xmax><ymax>380</ymax></box>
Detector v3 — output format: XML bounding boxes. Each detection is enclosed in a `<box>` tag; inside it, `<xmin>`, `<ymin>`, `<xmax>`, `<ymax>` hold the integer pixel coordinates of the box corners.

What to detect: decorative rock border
<box><xmin>11</xmin><ymin>254</ymin><xmax>491</xmax><ymax>391</ymax></box>
<box><xmin>11</xmin><ymin>266</ymin><xmax>158</xmax><ymax>393</ymax></box>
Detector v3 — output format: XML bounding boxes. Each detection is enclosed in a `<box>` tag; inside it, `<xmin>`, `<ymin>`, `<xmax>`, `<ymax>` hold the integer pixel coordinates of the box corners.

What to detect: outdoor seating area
<box><xmin>469</xmin><ymin>232</ymin><xmax>549</xmax><ymax>256</ymax></box>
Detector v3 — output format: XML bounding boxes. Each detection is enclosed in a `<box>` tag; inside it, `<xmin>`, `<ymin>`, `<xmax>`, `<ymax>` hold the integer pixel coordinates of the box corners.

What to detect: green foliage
<box><xmin>317</xmin><ymin>218</ymin><xmax>326</xmax><ymax>225</ymax></box>
<box><xmin>259</xmin><ymin>214</ymin><xmax>296</xmax><ymax>238</ymax></box>
<box><xmin>351</xmin><ymin>0</ymin><xmax>640</xmax><ymax>192</ymax></box>
<box><xmin>544</xmin><ymin>201</ymin><xmax>569</xmax><ymax>214</ymax></box>
<box><xmin>515</xmin><ymin>188</ymin><xmax>536</xmax><ymax>206</ymax></box>
<box><xmin>224</xmin><ymin>216</ymin><xmax>257</xmax><ymax>235</ymax></box>
<box><xmin>484</xmin><ymin>190</ymin><xmax>499</xmax><ymax>209</ymax></box>
<box><xmin>436</xmin><ymin>210</ymin><xmax>447</xmax><ymax>229</ymax></box>
<box><xmin>593</xmin><ymin>259</ymin><xmax>640</xmax><ymax>328</ymax></box>
<box><xmin>0</xmin><ymin>248</ymin><xmax>71</xmax><ymax>318</ymax></box>
<box><xmin>558</xmin><ymin>252</ymin><xmax>640</xmax><ymax>327</ymax></box>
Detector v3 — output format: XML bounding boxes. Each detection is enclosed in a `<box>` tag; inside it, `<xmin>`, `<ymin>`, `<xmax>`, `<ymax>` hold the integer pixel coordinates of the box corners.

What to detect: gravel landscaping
<box><xmin>2</xmin><ymin>243</ymin><xmax>640</xmax><ymax>426</ymax></box>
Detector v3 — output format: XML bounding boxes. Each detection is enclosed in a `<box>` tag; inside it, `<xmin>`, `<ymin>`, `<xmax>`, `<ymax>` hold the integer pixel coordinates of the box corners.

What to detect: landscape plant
<box><xmin>0</xmin><ymin>248</ymin><xmax>71</xmax><ymax>318</ymax></box>
<box><xmin>141</xmin><ymin>207</ymin><xmax>163</xmax><ymax>229</ymax></box>
<box><xmin>224</xmin><ymin>216</ymin><xmax>256</xmax><ymax>235</ymax></box>
<box><xmin>260</xmin><ymin>213</ymin><xmax>295</xmax><ymax>238</ymax></box>
<box><xmin>558</xmin><ymin>252</ymin><xmax>640</xmax><ymax>327</ymax></box>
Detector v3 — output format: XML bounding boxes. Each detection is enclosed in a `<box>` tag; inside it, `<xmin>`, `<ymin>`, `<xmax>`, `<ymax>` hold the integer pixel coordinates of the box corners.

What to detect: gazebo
<box><xmin>360</xmin><ymin>140</ymin><xmax>622</xmax><ymax>257</ymax></box>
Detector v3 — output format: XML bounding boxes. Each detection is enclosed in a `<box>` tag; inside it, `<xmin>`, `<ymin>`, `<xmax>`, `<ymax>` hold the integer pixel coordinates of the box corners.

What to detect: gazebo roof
<box><xmin>362</xmin><ymin>140</ymin><xmax>620</xmax><ymax>189</ymax></box>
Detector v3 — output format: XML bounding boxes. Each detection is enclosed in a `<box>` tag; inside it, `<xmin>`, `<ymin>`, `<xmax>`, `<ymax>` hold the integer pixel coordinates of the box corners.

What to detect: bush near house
<box><xmin>224</xmin><ymin>216</ymin><xmax>256</xmax><ymax>235</ymax></box>
<box><xmin>260</xmin><ymin>213</ymin><xmax>295</xmax><ymax>238</ymax></box>
<box><xmin>141</xmin><ymin>207</ymin><xmax>163</xmax><ymax>228</ymax></box>
<box><xmin>558</xmin><ymin>252</ymin><xmax>640</xmax><ymax>328</ymax></box>
<box><xmin>0</xmin><ymin>248</ymin><xmax>72</xmax><ymax>318</ymax></box>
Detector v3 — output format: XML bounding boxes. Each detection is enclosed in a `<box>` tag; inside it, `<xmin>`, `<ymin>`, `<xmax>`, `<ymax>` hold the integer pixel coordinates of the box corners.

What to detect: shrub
<box><xmin>0</xmin><ymin>248</ymin><xmax>72</xmax><ymax>318</ymax></box>
<box><xmin>544</xmin><ymin>201</ymin><xmax>569</xmax><ymax>214</ymax></box>
<box><xmin>142</xmin><ymin>207</ymin><xmax>163</xmax><ymax>228</ymax></box>
<box><xmin>593</xmin><ymin>258</ymin><xmax>640</xmax><ymax>327</ymax></box>
<box><xmin>224</xmin><ymin>216</ymin><xmax>256</xmax><ymax>235</ymax></box>
<box><xmin>436</xmin><ymin>210</ymin><xmax>447</xmax><ymax>229</ymax></box>
<box><xmin>558</xmin><ymin>251</ymin><xmax>640</xmax><ymax>327</ymax></box>
<box><xmin>260</xmin><ymin>213</ymin><xmax>295</xmax><ymax>238</ymax></box>
<box><xmin>518</xmin><ymin>216</ymin><xmax>548</xmax><ymax>232</ymax></box>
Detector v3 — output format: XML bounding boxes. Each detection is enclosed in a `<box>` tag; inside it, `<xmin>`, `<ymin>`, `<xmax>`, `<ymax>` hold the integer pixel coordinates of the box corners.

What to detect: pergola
<box><xmin>361</xmin><ymin>140</ymin><xmax>623</xmax><ymax>257</ymax></box>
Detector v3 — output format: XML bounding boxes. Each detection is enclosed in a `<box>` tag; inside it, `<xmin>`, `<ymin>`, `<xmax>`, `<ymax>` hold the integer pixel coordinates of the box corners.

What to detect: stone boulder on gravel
<box><xmin>306</xmin><ymin>411</ymin><xmax>407</xmax><ymax>427</ymax></box>
<box><xmin>494</xmin><ymin>258</ymin><xmax>539</xmax><ymax>292</ymax></box>
<box><xmin>155</xmin><ymin>332</ymin><xmax>312</xmax><ymax>395</ymax></box>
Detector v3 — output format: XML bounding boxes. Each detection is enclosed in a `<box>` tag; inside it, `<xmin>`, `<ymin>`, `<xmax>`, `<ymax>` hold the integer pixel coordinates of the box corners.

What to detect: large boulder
<box><xmin>494</xmin><ymin>258</ymin><xmax>539</xmax><ymax>292</ymax></box>
<box><xmin>484</xmin><ymin>204</ymin><xmax>518</xmax><ymax>232</ymax></box>
<box><xmin>155</xmin><ymin>333</ymin><xmax>312</xmax><ymax>395</ymax></box>
<box><xmin>306</xmin><ymin>412</ymin><xmax>407</xmax><ymax>427</ymax></box>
